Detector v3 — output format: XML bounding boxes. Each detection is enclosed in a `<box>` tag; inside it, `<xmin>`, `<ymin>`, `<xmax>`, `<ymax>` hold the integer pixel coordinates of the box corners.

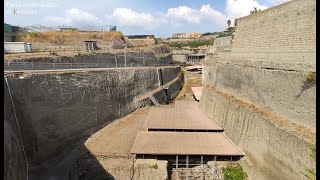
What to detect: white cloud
<box><xmin>200</xmin><ymin>4</ymin><xmax>228</xmax><ymax>26</ymax></box>
<box><xmin>107</xmin><ymin>8</ymin><xmax>162</xmax><ymax>29</ymax></box>
<box><xmin>268</xmin><ymin>0</ymin><xmax>291</xmax><ymax>6</ymax></box>
<box><xmin>166</xmin><ymin>6</ymin><xmax>202</xmax><ymax>24</ymax></box>
<box><xmin>106</xmin><ymin>8</ymin><xmax>166</xmax><ymax>30</ymax></box>
<box><xmin>44</xmin><ymin>8</ymin><xmax>102</xmax><ymax>26</ymax></box>
<box><xmin>225</xmin><ymin>0</ymin><xmax>268</xmax><ymax>19</ymax></box>
<box><xmin>105</xmin><ymin>4</ymin><xmax>233</xmax><ymax>32</ymax></box>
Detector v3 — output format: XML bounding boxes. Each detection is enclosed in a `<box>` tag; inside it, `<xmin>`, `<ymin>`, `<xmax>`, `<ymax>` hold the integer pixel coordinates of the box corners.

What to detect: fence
<box><xmin>4</xmin><ymin>62</ymin><xmax>174</xmax><ymax>72</ymax></box>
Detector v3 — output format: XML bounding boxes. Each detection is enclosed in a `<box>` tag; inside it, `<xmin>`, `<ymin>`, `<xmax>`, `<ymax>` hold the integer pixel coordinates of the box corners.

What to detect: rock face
<box><xmin>4</xmin><ymin>66</ymin><xmax>183</xmax><ymax>180</ymax></box>
<box><xmin>5</xmin><ymin>50</ymin><xmax>172</xmax><ymax>66</ymax></box>
<box><xmin>110</xmin><ymin>38</ymin><xmax>127</xmax><ymax>49</ymax></box>
<box><xmin>4</xmin><ymin>81</ymin><xmax>28</xmax><ymax>180</ymax></box>
<box><xmin>202</xmin><ymin>58</ymin><xmax>316</xmax><ymax>130</ymax></box>
<box><xmin>200</xmin><ymin>85</ymin><xmax>314</xmax><ymax>180</ymax></box>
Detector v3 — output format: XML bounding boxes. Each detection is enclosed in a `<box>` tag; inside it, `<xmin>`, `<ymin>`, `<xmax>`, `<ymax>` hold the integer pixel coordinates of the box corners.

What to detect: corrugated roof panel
<box><xmin>131</xmin><ymin>131</ymin><xmax>245</xmax><ymax>156</ymax></box>
<box><xmin>145</xmin><ymin>102</ymin><xmax>223</xmax><ymax>131</ymax></box>
<box><xmin>4</xmin><ymin>23</ymin><xmax>12</xmax><ymax>32</ymax></box>
<box><xmin>191</xmin><ymin>87</ymin><xmax>203</xmax><ymax>101</ymax></box>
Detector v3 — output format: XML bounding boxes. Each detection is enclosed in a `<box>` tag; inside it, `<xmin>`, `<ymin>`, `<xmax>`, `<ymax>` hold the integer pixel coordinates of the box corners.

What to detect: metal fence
<box><xmin>4</xmin><ymin>61</ymin><xmax>174</xmax><ymax>72</ymax></box>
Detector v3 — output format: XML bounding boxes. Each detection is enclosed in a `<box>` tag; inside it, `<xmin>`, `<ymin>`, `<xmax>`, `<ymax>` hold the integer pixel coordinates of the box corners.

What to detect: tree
<box><xmin>227</xmin><ymin>27</ymin><xmax>235</xmax><ymax>33</ymax></box>
<box><xmin>227</xmin><ymin>20</ymin><xmax>231</xmax><ymax>28</ymax></box>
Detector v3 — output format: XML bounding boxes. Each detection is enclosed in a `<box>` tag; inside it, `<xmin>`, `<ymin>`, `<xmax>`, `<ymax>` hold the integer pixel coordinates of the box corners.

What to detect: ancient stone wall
<box><xmin>232</xmin><ymin>0</ymin><xmax>316</xmax><ymax>62</ymax></box>
<box><xmin>200</xmin><ymin>0</ymin><xmax>316</xmax><ymax>179</ymax></box>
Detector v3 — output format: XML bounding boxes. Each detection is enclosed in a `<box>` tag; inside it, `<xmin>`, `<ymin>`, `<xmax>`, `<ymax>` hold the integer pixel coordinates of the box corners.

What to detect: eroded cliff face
<box><xmin>5</xmin><ymin>44</ymin><xmax>173</xmax><ymax>65</ymax></box>
<box><xmin>199</xmin><ymin>59</ymin><xmax>315</xmax><ymax>180</ymax></box>
<box><xmin>4</xmin><ymin>81</ymin><xmax>28</xmax><ymax>180</ymax></box>
<box><xmin>203</xmin><ymin>58</ymin><xmax>316</xmax><ymax>131</ymax></box>
<box><xmin>4</xmin><ymin>66</ymin><xmax>183</xmax><ymax>180</ymax></box>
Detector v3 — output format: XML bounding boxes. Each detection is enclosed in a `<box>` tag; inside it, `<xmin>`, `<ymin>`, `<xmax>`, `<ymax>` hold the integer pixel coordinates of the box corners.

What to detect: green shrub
<box><xmin>49</xmin><ymin>51</ymin><xmax>58</xmax><ymax>56</ymax></box>
<box><xmin>302</xmin><ymin>144</ymin><xmax>316</xmax><ymax>180</ymax></box>
<box><xmin>216</xmin><ymin>33</ymin><xmax>232</xmax><ymax>38</ymax></box>
<box><xmin>119</xmin><ymin>32</ymin><xmax>125</xmax><ymax>41</ymax></box>
<box><xmin>28</xmin><ymin>32</ymin><xmax>39</xmax><ymax>37</ymax></box>
<box><xmin>223</xmin><ymin>165</ymin><xmax>248</xmax><ymax>180</ymax></box>
<box><xmin>150</xmin><ymin>163</ymin><xmax>158</xmax><ymax>169</ymax></box>
<box><xmin>303</xmin><ymin>72</ymin><xmax>316</xmax><ymax>84</ymax></box>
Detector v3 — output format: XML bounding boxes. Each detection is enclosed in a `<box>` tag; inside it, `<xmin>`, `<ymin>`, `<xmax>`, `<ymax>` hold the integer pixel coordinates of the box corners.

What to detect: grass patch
<box><xmin>223</xmin><ymin>165</ymin><xmax>248</xmax><ymax>180</ymax></box>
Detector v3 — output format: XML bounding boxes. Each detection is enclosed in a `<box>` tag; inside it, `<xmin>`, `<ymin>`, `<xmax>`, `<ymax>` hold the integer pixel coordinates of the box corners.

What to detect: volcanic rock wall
<box><xmin>4</xmin><ymin>66</ymin><xmax>183</xmax><ymax>180</ymax></box>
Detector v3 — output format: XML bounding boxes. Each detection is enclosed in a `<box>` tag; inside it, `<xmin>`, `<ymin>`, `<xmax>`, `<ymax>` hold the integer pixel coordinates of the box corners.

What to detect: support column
<box><xmin>176</xmin><ymin>155</ymin><xmax>179</xmax><ymax>180</ymax></box>
<box><xmin>186</xmin><ymin>155</ymin><xmax>189</xmax><ymax>180</ymax></box>
<box><xmin>201</xmin><ymin>156</ymin><xmax>204</xmax><ymax>180</ymax></box>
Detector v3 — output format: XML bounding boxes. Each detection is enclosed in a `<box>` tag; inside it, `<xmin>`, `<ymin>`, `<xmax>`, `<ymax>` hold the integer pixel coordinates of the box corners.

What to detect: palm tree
<box><xmin>227</xmin><ymin>20</ymin><xmax>231</xmax><ymax>28</ymax></box>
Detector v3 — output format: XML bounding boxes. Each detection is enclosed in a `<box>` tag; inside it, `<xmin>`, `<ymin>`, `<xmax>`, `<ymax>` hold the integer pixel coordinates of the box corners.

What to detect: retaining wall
<box><xmin>200</xmin><ymin>0</ymin><xmax>316</xmax><ymax>178</ymax></box>
<box><xmin>5</xmin><ymin>51</ymin><xmax>172</xmax><ymax>66</ymax></box>
<box><xmin>231</xmin><ymin>0</ymin><xmax>316</xmax><ymax>62</ymax></box>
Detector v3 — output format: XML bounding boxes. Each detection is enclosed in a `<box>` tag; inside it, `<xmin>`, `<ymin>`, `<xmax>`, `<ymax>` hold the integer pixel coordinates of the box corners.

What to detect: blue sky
<box><xmin>4</xmin><ymin>0</ymin><xmax>288</xmax><ymax>37</ymax></box>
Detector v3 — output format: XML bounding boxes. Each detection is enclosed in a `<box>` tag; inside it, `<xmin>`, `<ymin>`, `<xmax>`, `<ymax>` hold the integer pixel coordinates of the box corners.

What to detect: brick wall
<box><xmin>232</xmin><ymin>0</ymin><xmax>316</xmax><ymax>55</ymax></box>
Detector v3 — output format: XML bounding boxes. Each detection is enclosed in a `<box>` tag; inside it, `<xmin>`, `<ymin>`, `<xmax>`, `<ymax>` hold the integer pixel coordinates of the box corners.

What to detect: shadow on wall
<box><xmin>4</xmin><ymin>77</ymin><xmax>118</xmax><ymax>180</ymax></box>
<box><xmin>4</xmin><ymin>67</ymin><xmax>182</xmax><ymax>180</ymax></box>
<box><xmin>67</xmin><ymin>148</ymin><xmax>117</xmax><ymax>180</ymax></box>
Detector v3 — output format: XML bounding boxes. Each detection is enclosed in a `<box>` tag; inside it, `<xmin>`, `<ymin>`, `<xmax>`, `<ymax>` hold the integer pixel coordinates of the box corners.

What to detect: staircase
<box><xmin>149</xmin><ymin>95</ymin><xmax>160</xmax><ymax>107</ymax></box>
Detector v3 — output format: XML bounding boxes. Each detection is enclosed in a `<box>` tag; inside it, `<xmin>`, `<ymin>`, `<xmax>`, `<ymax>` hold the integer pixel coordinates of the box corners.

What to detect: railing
<box><xmin>4</xmin><ymin>62</ymin><xmax>175</xmax><ymax>72</ymax></box>
<box><xmin>149</xmin><ymin>95</ymin><xmax>160</xmax><ymax>107</ymax></box>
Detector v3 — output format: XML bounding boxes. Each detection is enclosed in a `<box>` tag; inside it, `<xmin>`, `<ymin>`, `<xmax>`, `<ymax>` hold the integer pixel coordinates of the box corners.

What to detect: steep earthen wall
<box><xmin>199</xmin><ymin>86</ymin><xmax>314</xmax><ymax>180</ymax></box>
<box><xmin>4</xmin><ymin>66</ymin><xmax>183</xmax><ymax>179</ymax></box>
<box><xmin>5</xmin><ymin>51</ymin><xmax>172</xmax><ymax>65</ymax></box>
<box><xmin>202</xmin><ymin>59</ymin><xmax>316</xmax><ymax>130</ymax></box>
<box><xmin>4</xmin><ymin>82</ymin><xmax>28</xmax><ymax>180</ymax></box>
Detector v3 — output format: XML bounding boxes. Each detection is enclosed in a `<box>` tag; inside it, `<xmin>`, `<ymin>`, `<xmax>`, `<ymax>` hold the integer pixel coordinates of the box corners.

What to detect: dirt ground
<box><xmin>85</xmin><ymin>106</ymin><xmax>150</xmax><ymax>157</ymax></box>
<box><xmin>84</xmin><ymin>69</ymin><xmax>203</xmax><ymax>157</ymax></box>
<box><xmin>80</xmin><ymin>68</ymin><xmax>203</xmax><ymax>179</ymax></box>
<box><xmin>175</xmin><ymin>69</ymin><xmax>203</xmax><ymax>101</ymax></box>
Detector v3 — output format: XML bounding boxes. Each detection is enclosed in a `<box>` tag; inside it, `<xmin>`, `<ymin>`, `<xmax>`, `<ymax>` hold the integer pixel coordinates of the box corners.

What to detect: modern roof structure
<box><xmin>191</xmin><ymin>87</ymin><xmax>203</xmax><ymax>101</ymax></box>
<box><xmin>144</xmin><ymin>101</ymin><xmax>223</xmax><ymax>131</ymax></box>
<box><xmin>131</xmin><ymin>131</ymin><xmax>245</xmax><ymax>156</ymax></box>
<box><xmin>185</xmin><ymin>65</ymin><xmax>205</xmax><ymax>71</ymax></box>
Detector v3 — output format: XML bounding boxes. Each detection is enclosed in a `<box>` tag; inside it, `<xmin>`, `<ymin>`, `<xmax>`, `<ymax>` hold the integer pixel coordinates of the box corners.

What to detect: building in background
<box><xmin>4</xmin><ymin>23</ymin><xmax>13</xmax><ymax>42</ymax></box>
<box><xmin>4</xmin><ymin>23</ymin><xmax>29</xmax><ymax>42</ymax></box>
<box><xmin>172</xmin><ymin>32</ymin><xmax>202</xmax><ymax>39</ymax></box>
